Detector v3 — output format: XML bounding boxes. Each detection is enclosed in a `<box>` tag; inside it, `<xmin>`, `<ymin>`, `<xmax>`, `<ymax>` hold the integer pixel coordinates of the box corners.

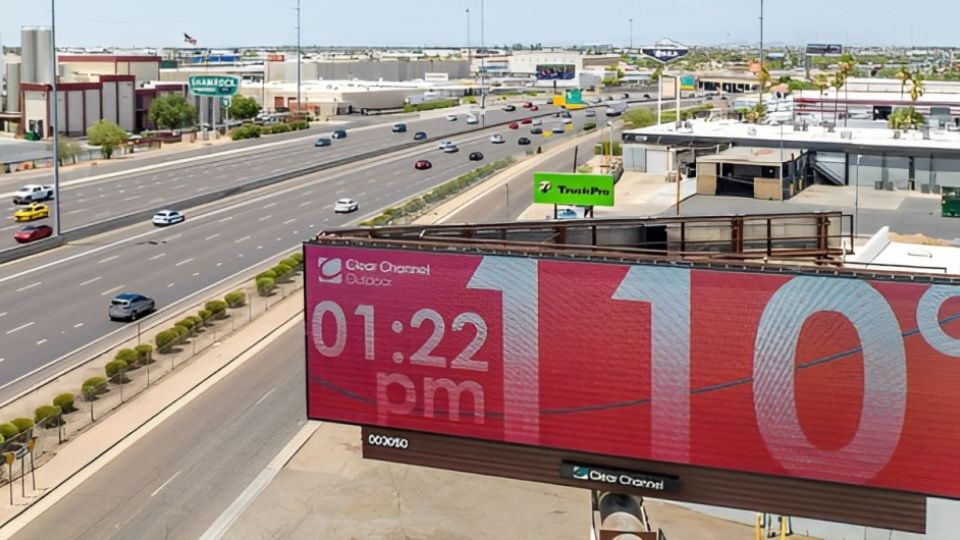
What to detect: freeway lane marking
<box><xmin>6</xmin><ymin>322</ymin><xmax>34</xmax><ymax>335</ymax></box>
<box><xmin>234</xmin><ymin>235</ymin><xmax>251</xmax><ymax>244</ymax></box>
<box><xmin>297</xmin><ymin>201</ymin><xmax>311</xmax><ymax>208</ymax></box>
<box><xmin>263</xmin><ymin>202</ymin><xmax>278</xmax><ymax>209</ymax></box>
<box><xmin>205</xmin><ymin>233</ymin><xmax>221</xmax><ymax>240</ymax></box>
<box><xmin>122</xmin><ymin>196</ymin><xmax>140</xmax><ymax>201</ymax></box>
<box><xmin>15</xmin><ymin>282</ymin><xmax>41</xmax><ymax>292</ymax></box>
<box><xmin>282</xmin><ymin>218</ymin><xmax>296</xmax><ymax>225</ymax></box>
<box><xmin>98</xmin><ymin>255</ymin><xmax>119</xmax><ymax>264</ymax></box>
<box><xmin>79</xmin><ymin>276</ymin><xmax>102</xmax><ymax>287</ymax></box>
<box><xmin>218</xmin><ymin>216</ymin><xmax>233</xmax><ymax>223</ymax></box>
<box><xmin>175</xmin><ymin>258</ymin><xmax>194</xmax><ymax>267</ymax></box>
<box><xmin>100</xmin><ymin>285</ymin><xmax>124</xmax><ymax>297</ymax></box>
<box><xmin>150</xmin><ymin>470</ymin><xmax>183</xmax><ymax>498</ymax></box>
<box><xmin>257</xmin><ymin>215</ymin><xmax>272</xmax><ymax>222</ymax></box>
<box><xmin>73</xmin><ymin>322</ymin><xmax>84</xmax><ymax>328</ymax></box>
<box><xmin>254</xmin><ymin>387</ymin><xmax>276</xmax><ymax>406</ymax></box>
<box><xmin>148</xmin><ymin>253</ymin><xmax>166</xmax><ymax>261</ymax></box>
<box><xmin>36</xmin><ymin>339</ymin><xmax>46</xmax><ymax>345</ymax></box>
<box><xmin>0</xmin><ymin>312</ymin><xmax>6</xmax><ymax>318</ymax></box>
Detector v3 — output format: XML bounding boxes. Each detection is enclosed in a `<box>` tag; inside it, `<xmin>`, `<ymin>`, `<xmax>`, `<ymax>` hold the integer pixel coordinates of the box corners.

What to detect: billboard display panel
<box><xmin>533</xmin><ymin>172</ymin><xmax>615</xmax><ymax>207</ymax></box>
<box><xmin>806</xmin><ymin>44</ymin><xmax>843</xmax><ymax>55</ymax></box>
<box><xmin>536</xmin><ymin>64</ymin><xmax>576</xmax><ymax>81</ymax></box>
<box><xmin>306</xmin><ymin>244</ymin><xmax>960</xmax><ymax>498</ymax></box>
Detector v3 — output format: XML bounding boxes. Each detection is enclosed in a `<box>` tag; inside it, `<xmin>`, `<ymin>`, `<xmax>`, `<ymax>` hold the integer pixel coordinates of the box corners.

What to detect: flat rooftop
<box><xmin>698</xmin><ymin>146</ymin><xmax>806</xmax><ymax>166</ymax></box>
<box><xmin>626</xmin><ymin>118</ymin><xmax>960</xmax><ymax>154</ymax></box>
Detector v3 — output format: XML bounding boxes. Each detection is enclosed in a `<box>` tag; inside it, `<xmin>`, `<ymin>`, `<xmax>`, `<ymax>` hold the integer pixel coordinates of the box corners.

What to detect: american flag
<box><xmin>183</xmin><ymin>33</ymin><xmax>198</xmax><ymax>46</ymax></box>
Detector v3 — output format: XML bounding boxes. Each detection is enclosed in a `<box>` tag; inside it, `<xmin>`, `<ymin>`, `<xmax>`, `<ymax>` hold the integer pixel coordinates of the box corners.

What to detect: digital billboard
<box><xmin>305</xmin><ymin>245</ymin><xmax>960</xmax><ymax>498</ymax></box>
<box><xmin>533</xmin><ymin>172</ymin><xmax>615</xmax><ymax>207</ymax></box>
<box><xmin>806</xmin><ymin>44</ymin><xmax>843</xmax><ymax>56</ymax></box>
<box><xmin>536</xmin><ymin>64</ymin><xmax>576</xmax><ymax>81</ymax></box>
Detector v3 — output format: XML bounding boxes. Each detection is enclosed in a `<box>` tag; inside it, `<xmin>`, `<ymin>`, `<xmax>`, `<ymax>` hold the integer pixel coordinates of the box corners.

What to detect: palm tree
<box><xmin>838</xmin><ymin>53</ymin><xmax>857</xmax><ymax>126</ymax></box>
<box><xmin>909</xmin><ymin>73</ymin><xmax>925</xmax><ymax>103</ymax></box>
<box><xmin>814</xmin><ymin>73</ymin><xmax>829</xmax><ymax>125</ymax></box>
<box><xmin>830</xmin><ymin>72</ymin><xmax>845</xmax><ymax>126</ymax></box>
<box><xmin>894</xmin><ymin>66</ymin><xmax>912</xmax><ymax>102</ymax></box>
<box><xmin>756</xmin><ymin>61</ymin><xmax>771</xmax><ymax>113</ymax></box>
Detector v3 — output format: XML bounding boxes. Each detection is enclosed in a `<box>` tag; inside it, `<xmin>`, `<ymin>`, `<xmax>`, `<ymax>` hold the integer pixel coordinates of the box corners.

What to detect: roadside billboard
<box><xmin>536</xmin><ymin>64</ymin><xmax>576</xmax><ymax>81</ymax></box>
<box><xmin>306</xmin><ymin>244</ymin><xmax>960</xmax><ymax>498</ymax></box>
<box><xmin>806</xmin><ymin>43</ymin><xmax>843</xmax><ymax>56</ymax></box>
<box><xmin>639</xmin><ymin>47</ymin><xmax>690</xmax><ymax>63</ymax></box>
<box><xmin>533</xmin><ymin>172</ymin><xmax>615</xmax><ymax>207</ymax></box>
<box><xmin>188</xmin><ymin>75</ymin><xmax>240</xmax><ymax>97</ymax></box>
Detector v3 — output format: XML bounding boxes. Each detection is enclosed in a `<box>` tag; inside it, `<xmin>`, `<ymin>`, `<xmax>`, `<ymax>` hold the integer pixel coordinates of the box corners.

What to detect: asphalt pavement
<box><xmin>0</xmin><ymin>106</ymin><xmax>604</xmax><ymax>401</ymax></box>
<box><xmin>10</xmin><ymin>323</ymin><xmax>306</xmax><ymax>540</ymax></box>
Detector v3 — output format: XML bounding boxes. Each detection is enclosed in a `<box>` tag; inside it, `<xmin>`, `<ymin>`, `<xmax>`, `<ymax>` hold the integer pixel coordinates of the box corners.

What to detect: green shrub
<box><xmin>583</xmin><ymin>122</ymin><xmax>597</xmax><ymax>131</ymax></box>
<box><xmin>402</xmin><ymin>98</ymin><xmax>459</xmax><ymax>113</ymax></box>
<box><xmin>290</xmin><ymin>253</ymin><xmax>304</xmax><ymax>264</ymax></box>
<box><xmin>105</xmin><ymin>359</ymin><xmax>128</xmax><ymax>379</ymax></box>
<box><xmin>595</xmin><ymin>141</ymin><xmax>623</xmax><ymax>156</ymax></box>
<box><xmin>256</xmin><ymin>276</ymin><xmax>276</xmax><ymax>297</ymax></box>
<box><xmin>198</xmin><ymin>309</ymin><xmax>213</xmax><ymax>324</ymax></box>
<box><xmin>174</xmin><ymin>324</ymin><xmax>192</xmax><ymax>341</ymax></box>
<box><xmin>225</xmin><ymin>291</ymin><xmax>246</xmax><ymax>308</ymax></box>
<box><xmin>35</xmin><ymin>405</ymin><xmax>61</xmax><ymax>425</ymax></box>
<box><xmin>0</xmin><ymin>423</ymin><xmax>18</xmax><ymax>440</ymax></box>
<box><xmin>524</xmin><ymin>90</ymin><xmax>538</xmax><ymax>96</ymax></box>
<box><xmin>134</xmin><ymin>344</ymin><xmax>153</xmax><ymax>364</ymax></box>
<box><xmin>280</xmin><ymin>257</ymin><xmax>300</xmax><ymax>270</ymax></box>
<box><xmin>115</xmin><ymin>348</ymin><xmax>138</xmax><ymax>366</ymax></box>
<box><xmin>178</xmin><ymin>317</ymin><xmax>196</xmax><ymax>331</ymax></box>
<box><xmin>82</xmin><ymin>376</ymin><xmax>109</xmax><ymax>398</ymax></box>
<box><xmin>256</xmin><ymin>269</ymin><xmax>278</xmax><ymax>281</ymax></box>
<box><xmin>156</xmin><ymin>329</ymin><xmax>179</xmax><ymax>352</ymax></box>
<box><xmin>273</xmin><ymin>263</ymin><xmax>293</xmax><ymax>280</ymax></box>
<box><xmin>188</xmin><ymin>316</ymin><xmax>203</xmax><ymax>329</ymax></box>
<box><xmin>11</xmin><ymin>418</ymin><xmax>34</xmax><ymax>433</ymax></box>
<box><xmin>205</xmin><ymin>300</ymin><xmax>228</xmax><ymax>318</ymax></box>
<box><xmin>289</xmin><ymin>120</ymin><xmax>309</xmax><ymax>130</ymax></box>
<box><xmin>53</xmin><ymin>392</ymin><xmax>76</xmax><ymax>413</ymax></box>
<box><xmin>229</xmin><ymin>124</ymin><xmax>261</xmax><ymax>141</ymax></box>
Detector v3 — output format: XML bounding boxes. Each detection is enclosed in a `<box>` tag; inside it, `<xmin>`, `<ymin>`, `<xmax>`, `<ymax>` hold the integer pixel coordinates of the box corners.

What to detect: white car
<box><xmin>466</xmin><ymin>114</ymin><xmax>479</xmax><ymax>124</ymax></box>
<box><xmin>333</xmin><ymin>198</ymin><xmax>359</xmax><ymax>213</ymax></box>
<box><xmin>489</xmin><ymin>134</ymin><xmax>505</xmax><ymax>144</ymax></box>
<box><xmin>446</xmin><ymin>114</ymin><xmax>458</xmax><ymax>121</ymax></box>
<box><xmin>532</xmin><ymin>119</ymin><xmax>542</xmax><ymax>126</ymax></box>
<box><xmin>152</xmin><ymin>210</ymin><xmax>185</xmax><ymax>227</ymax></box>
<box><xmin>12</xmin><ymin>184</ymin><xmax>54</xmax><ymax>205</ymax></box>
<box><xmin>442</xmin><ymin>142</ymin><xmax>459</xmax><ymax>153</ymax></box>
<box><xmin>562</xmin><ymin>118</ymin><xmax>573</xmax><ymax>124</ymax></box>
<box><xmin>438</xmin><ymin>140</ymin><xmax>453</xmax><ymax>150</ymax></box>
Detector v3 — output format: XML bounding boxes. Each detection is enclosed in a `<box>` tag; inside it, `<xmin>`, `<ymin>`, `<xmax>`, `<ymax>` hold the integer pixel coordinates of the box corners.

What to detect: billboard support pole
<box><xmin>657</xmin><ymin>75</ymin><xmax>663</xmax><ymax>124</ymax></box>
<box><xmin>675</xmin><ymin>75</ymin><xmax>681</xmax><ymax>129</ymax></box>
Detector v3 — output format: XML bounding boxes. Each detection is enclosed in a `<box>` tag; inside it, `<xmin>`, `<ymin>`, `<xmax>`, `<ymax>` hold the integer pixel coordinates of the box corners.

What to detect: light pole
<box><xmin>758</xmin><ymin>0</ymin><xmax>764</xmax><ymax>108</ymax></box>
<box><xmin>296</xmin><ymin>0</ymin><xmax>301</xmax><ymax>116</ymax></box>
<box><xmin>606</xmin><ymin>120</ymin><xmax>614</xmax><ymax>171</ymax></box>
<box><xmin>50</xmin><ymin>0</ymin><xmax>61</xmax><ymax>236</ymax></box>
<box><xmin>629</xmin><ymin>18</ymin><xmax>633</xmax><ymax>51</ymax></box>
<box><xmin>480</xmin><ymin>0</ymin><xmax>486</xmax><ymax>109</ymax></box>
<box><xmin>855</xmin><ymin>154</ymin><xmax>862</xmax><ymax>238</ymax></box>
<box><xmin>466</xmin><ymin>7</ymin><xmax>471</xmax><ymax>79</ymax></box>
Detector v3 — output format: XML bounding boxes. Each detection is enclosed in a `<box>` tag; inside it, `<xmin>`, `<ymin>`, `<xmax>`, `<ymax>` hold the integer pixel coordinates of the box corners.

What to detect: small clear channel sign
<box><xmin>534</xmin><ymin>172</ymin><xmax>615</xmax><ymax>207</ymax></box>
<box><xmin>640</xmin><ymin>47</ymin><xmax>690</xmax><ymax>63</ymax></box>
<box><xmin>188</xmin><ymin>75</ymin><xmax>240</xmax><ymax>97</ymax></box>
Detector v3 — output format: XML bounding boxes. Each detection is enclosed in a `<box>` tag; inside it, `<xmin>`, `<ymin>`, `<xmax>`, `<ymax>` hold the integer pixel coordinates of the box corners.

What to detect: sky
<box><xmin>1</xmin><ymin>0</ymin><xmax>957</xmax><ymax>49</ymax></box>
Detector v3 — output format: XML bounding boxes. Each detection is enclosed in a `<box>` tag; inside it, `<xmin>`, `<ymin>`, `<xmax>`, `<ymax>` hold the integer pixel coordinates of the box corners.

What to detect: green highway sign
<box><xmin>188</xmin><ymin>75</ymin><xmax>240</xmax><ymax>97</ymax></box>
<box><xmin>534</xmin><ymin>172</ymin><xmax>615</xmax><ymax>207</ymax></box>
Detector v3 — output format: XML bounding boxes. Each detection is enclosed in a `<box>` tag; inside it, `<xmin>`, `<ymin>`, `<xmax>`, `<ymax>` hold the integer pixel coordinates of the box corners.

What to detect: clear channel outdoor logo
<box><xmin>317</xmin><ymin>256</ymin><xmax>431</xmax><ymax>287</ymax></box>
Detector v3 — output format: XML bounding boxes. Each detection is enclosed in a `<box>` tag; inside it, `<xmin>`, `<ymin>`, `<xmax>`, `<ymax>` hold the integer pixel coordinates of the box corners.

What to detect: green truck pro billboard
<box><xmin>534</xmin><ymin>172</ymin><xmax>615</xmax><ymax>207</ymax></box>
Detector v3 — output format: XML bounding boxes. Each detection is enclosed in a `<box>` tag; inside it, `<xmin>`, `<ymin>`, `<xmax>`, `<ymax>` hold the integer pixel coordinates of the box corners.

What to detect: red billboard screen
<box><xmin>305</xmin><ymin>244</ymin><xmax>960</xmax><ymax>498</ymax></box>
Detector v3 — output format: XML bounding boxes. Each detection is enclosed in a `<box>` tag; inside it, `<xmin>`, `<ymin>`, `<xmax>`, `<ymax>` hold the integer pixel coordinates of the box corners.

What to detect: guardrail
<box><xmin>0</xmin><ymin>107</ymin><xmax>574</xmax><ymax>267</ymax></box>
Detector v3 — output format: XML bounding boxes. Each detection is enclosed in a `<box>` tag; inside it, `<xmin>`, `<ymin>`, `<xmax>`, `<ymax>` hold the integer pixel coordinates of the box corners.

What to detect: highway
<box><xmin>7</xmin><ymin>111</ymin><xmax>616</xmax><ymax>540</ymax></box>
<box><xmin>0</xmin><ymin>103</ymin><xmax>567</xmax><ymax>251</ymax></box>
<box><xmin>0</xmin><ymin>106</ymin><xmax>603</xmax><ymax>400</ymax></box>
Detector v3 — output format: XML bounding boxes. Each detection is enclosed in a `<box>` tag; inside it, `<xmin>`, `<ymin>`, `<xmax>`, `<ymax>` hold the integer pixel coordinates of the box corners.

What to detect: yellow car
<box><xmin>13</xmin><ymin>203</ymin><xmax>50</xmax><ymax>222</ymax></box>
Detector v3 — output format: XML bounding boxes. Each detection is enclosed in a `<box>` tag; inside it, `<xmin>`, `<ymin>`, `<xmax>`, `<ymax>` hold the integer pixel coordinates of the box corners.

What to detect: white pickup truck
<box><xmin>12</xmin><ymin>184</ymin><xmax>54</xmax><ymax>205</ymax></box>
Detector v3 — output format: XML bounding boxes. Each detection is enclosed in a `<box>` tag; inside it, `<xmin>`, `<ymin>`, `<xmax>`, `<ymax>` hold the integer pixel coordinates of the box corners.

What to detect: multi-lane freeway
<box><xmin>0</xmin><ymin>104</ymin><xmax>608</xmax><ymax>400</ymax></box>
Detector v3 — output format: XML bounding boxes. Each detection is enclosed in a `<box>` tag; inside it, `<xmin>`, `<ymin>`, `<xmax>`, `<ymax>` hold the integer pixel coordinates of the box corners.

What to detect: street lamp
<box><xmin>855</xmin><ymin>154</ymin><xmax>862</xmax><ymax>238</ymax></box>
<box><xmin>606</xmin><ymin>120</ymin><xmax>614</xmax><ymax>171</ymax></box>
<box><xmin>296</xmin><ymin>0</ymin><xmax>301</xmax><ymax>116</ymax></box>
<box><xmin>629</xmin><ymin>18</ymin><xmax>633</xmax><ymax>51</ymax></box>
<box><xmin>50</xmin><ymin>0</ymin><xmax>61</xmax><ymax>236</ymax></box>
<box><xmin>480</xmin><ymin>0</ymin><xmax>486</xmax><ymax>109</ymax></box>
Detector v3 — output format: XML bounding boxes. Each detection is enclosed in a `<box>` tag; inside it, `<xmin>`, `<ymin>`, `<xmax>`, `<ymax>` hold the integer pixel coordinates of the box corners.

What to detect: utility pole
<box><xmin>50</xmin><ymin>0</ymin><xmax>61</xmax><ymax>236</ymax></box>
<box><xmin>466</xmin><ymin>7</ymin><xmax>471</xmax><ymax>78</ymax></box>
<box><xmin>480</xmin><ymin>0</ymin><xmax>486</xmax><ymax>109</ymax></box>
<box><xmin>296</xmin><ymin>0</ymin><xmax>301</xmax><ymax>116</ymax></box>
<box><xmin>629</xmin><ymin>18</ymin><xmax>633</xmax><ymax>51</ymax></box>
<box><xmin>758</xmin><ymin>0</ymin><xmax>764</xmax><ymax>108</ymax></box>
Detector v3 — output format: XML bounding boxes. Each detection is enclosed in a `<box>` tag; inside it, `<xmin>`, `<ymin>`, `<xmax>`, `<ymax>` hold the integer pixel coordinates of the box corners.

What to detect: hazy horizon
<box><xmin>2</xmin><ymin>0</ymin><xmax>957</xmax><ymax>50</ymax></box>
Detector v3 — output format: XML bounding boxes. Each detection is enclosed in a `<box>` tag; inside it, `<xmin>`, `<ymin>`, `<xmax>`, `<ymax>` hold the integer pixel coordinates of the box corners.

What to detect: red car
<box><xmin>508</xmin><ymin>122</ymin><xmax>519</xmax><ymax>129</ymax></box>
<box><xmin>521</xmin><ymin>118</ymin><xmax>533</xmax><ymax>125</ymax></box>
<box><xmin>522</xmin><ymin>101</ymin><xmax>533</xmax><ymax>108</ymax></box>
<box><xmin>530</xmin><ymin>105</ymin><xmax>540</xmax><ymax>111</ymax></box>
<box><xmin>14</xmin><ymin>224</ymin><xmax>53</xmax><ymax>243</ymax></box>
<box><xmin>414</xmin><ymin>160</ymin><xmax>432</xmax><ymax>170</ymax></box>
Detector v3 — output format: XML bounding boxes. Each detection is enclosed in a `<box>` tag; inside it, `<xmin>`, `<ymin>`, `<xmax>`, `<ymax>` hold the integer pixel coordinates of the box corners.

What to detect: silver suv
<box><xmin>109</xmin><ymin>293</ymin><xmax>155</xmax><ymax>321</ymax></box>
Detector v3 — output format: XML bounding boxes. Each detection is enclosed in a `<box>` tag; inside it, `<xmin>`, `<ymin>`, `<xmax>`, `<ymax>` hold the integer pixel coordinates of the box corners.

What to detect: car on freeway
<box><xmin>518</xmin><ymin>137</ymin><xmax>532</xmax><ymax>145</ymax></box>
<box><xmin>521</xmin><ymin>118</ymin><xmax>532</xmax><ymax>125</ymax></box>
<box><xmin>438</xmin><ymin>140</ymin><xmax>453</xmax><ymax>150</ymax></box>
<box><xmin>314</xmin><ymin>137</ymin><xmax>332</xmax><ymax>147</ymax></box>
<box><xmin>392</xmin><ymin>123</ymin><xmax>407</xmax><ymax>133</ymax></box>
<box><xmin>333</xmin><ymin>198</ymin><xmax>359</xmax><ymax>213</ymax></box>
<box><xmin>551</xmin><ymin>126</ymin><xmax>565</xmax><ymax>135</ymax></box>
<box><xmin>562</xmin><ymin>118</ymin><xmax>573</xmax><ymax>124</ymax></box>
<box><xmin>589</xmin><ymin>97</ymin><xmax>603</xmax><ymax>104</ymax></box>
<box><xmin>109</xmin><ymin>293</ymin><xmax>155</xmax><ymax>322</ymax></box>
<box><xmin>560</xmin><ymin>111</ymin><xmax>572</xmax><ymax>118</ymax></box>
<box><xmin>415</xmin><ymin>160</ymin><xmax>433</xmax><ymax>170</ymax></box>
<box><xmin>13</xmin><ymin>203</ymin><xmax>49</xmax><ymax>222</ymax></box>
<box><xmin>643</xmin><ymin>93</ymin><xmax>651</xmax><ymax>99</ymax></box>
<box><xmin>469</xmin><ymin>152</ymin><xmax>484</xmax><ymax>161</ymax></box>
<box><xmin>331</xmin><ymin>129</ymin><xmax>347</xmax><ymax>139</ymax></box>
<box><xmin>413</xmin><ymin>131</ymin><xmax>428</xmax><ymax>141</ymax></box>
<box><xmin>622</xmin><ymin>93</ymin><xmax>631</xmax><ymax>99</ymax></box>
<box><xmin>532</xmin><ymin>118</ymin><xmax>542</xmax><ymax>126</ymax></box>
<box><xmin>13</xmin><ymin>224</ymin><xmax>53</xmax><ymax>243</ymax></box>
<box><xmin>466</xmin><ymin>114</ymin><xmax>479</xmax><ymax>124</ymax></box>
<box><xmin>530</xmin><ymin>127</ymin><xmax>543</xmax><ymax>135</ymax></box>
<box><xmin>508</xmin><ymin>122</ymin><xmax>519</xmax><ymax>130</ymax></box>
<box><xmin>530</xmin><ymin>105</ymin><xmax>540</xmax><ymax>111</ymax></box>
<box><xmin>446</xmin><ymin>114</ymin><xmax>458</xmax><ymax>121</ymax></box>
<box><xmin>443</xmin><ymin>142</ymin><xmax>459</xmax><ymax>153</ymax></box>
<box><xmin>152</xmin><ymin>209</ymin><xmax>185</xmax><ymax>227</ymax></box>
<box><xmin>585</xmin><ymin>110</ymin><xmax>596</xmax><ymax>118</ymax></box>
<box><xmin>12</xmin><ymin>184</ymin><xmax>54</xmax><ymax>205</ymax></box>
<box><xmin>557</xmin><ymin>207</ymin><xmax>581</xmax><ymax>220</ymax></box>
<box><xmin>490</xmin><ymin>133</ymin><xmax>505</xmax><ymax>144</ymax></box>
<box><xmin>503</xmin><ymin>104</ymin><xmax>516</xmax><ymax>112</ymax></box>
<box><xmin>522</xmin><ymin>101</ymin><xmax>533</xmax><ymax>108</ymax></box>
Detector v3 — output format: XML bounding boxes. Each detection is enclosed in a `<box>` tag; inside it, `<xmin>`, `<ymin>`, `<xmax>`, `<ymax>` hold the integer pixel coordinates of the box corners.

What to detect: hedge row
<box><xmin>256</xmin><ymin>252</ymin><xmax>304</xmax><ymax>297</ymax></box>
<box><xmin>230</xmin><ymin>120</ymin><xmax>309</xmax><ymax>141</ymax></box>
<box><xmin>402</xmin><ymin>98</ymin><xmax>459</xmax><ymax>113</ymax></box>
<box><xmin>360</xmin><ymin>157</ymin><xmax>517</xmax><ymax>227</ymax></box>
<box><xmin>583</xmin><ymin>122</ymin><xmax>597</xmax><ymax>131</ymax></box>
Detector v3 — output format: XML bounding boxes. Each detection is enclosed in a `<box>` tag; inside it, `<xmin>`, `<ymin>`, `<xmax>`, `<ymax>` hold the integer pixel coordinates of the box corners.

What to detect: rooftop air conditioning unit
<box><xmin>747</xmin><ymin>127</ymin><xmax>757</xmax><ymax>136</ymax></box>
<box><xmin>840</xmin><ymin>131</ymin><xmax>853</xmax><ymax>140</ymax></box>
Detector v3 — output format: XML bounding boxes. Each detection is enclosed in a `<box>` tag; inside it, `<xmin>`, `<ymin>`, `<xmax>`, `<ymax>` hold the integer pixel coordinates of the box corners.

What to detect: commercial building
<box><xmin>268</xmin><ymin>57</ymin><xmax>470</xmax><ymax>84</ymax></box>
<box><xmin>240</xmin><ymin>79</ymin><xmax>467</xmax><ymax>116</ymax></box>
